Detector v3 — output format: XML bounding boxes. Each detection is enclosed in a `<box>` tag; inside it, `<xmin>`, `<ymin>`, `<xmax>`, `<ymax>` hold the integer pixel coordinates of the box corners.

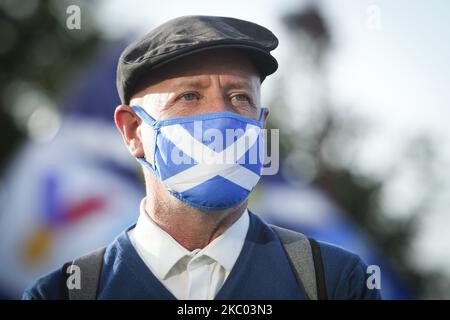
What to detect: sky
<box><xmin>92</xmin><ymin>0</ymin><xmax>450</xmax><ymax>276</ymax></box>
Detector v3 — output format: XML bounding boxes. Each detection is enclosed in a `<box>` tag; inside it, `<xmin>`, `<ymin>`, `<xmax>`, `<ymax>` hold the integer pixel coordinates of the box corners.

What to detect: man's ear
<box><xmin>114</xmin><ymin>105</ymin><xmax>144</xmax><ymax>157</ymax></box>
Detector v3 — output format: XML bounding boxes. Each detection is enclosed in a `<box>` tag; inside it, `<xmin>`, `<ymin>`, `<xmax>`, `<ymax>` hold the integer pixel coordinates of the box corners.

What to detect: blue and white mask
<box><xmin>131</xmin><ymin>106</ymin><xmax>266</xmax><ymax>211</ymax></box>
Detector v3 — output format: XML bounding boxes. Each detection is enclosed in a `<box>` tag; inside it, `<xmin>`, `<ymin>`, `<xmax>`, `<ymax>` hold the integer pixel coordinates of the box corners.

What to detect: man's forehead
<box><xmin>133</xmin><ymin>49</ymin><xmax>260</xmax><ymax>94</ymax></box>
<box><xmin>169</xmin><ymin>77</ymin><xmax>256</xmax><ymax>90</ymax></box>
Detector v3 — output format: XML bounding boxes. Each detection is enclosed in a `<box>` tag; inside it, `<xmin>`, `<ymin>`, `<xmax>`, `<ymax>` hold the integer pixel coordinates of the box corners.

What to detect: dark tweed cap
<box><xmin>116</xmin><ymin>15</ymin><xmax>279</xmax><ymax>104</ymax></box>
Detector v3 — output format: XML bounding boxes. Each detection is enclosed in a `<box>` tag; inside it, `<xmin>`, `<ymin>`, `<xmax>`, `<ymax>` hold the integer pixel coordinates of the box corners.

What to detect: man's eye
<box><xmin>180</xmin><ymin>93</ymin><xmax>199</xmax><ymax>101</ymax></box>
<box><xmin>232</xmin><ymin>94</ymin><xmax>251</xmax><ymax>103</ymax></box>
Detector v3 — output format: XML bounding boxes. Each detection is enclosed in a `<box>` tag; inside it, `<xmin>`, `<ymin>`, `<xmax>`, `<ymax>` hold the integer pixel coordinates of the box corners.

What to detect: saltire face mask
<box><xmin>131</xmin><ymin>106</ymin><xmax>266</xmax><ymax>211</ymax></box>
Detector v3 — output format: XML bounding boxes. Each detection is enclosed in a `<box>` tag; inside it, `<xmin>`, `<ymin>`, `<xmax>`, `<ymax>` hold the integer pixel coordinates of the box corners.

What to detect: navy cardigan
<box><xmin>23</xmin><ymin>212</ymin><xmax>381</xmax><ymax>300</ymax></box>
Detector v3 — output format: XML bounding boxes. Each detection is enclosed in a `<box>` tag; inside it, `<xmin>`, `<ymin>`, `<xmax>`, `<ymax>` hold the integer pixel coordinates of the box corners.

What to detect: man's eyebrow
<box><xmin>171</xmin><ymin>79</ymin><xmax>210</xmax><ymax>89</ymax></box>
<box><xmin>224</xmin><ymin>80</ymin><xmax>255</xmax><ymax>91</ymax></box>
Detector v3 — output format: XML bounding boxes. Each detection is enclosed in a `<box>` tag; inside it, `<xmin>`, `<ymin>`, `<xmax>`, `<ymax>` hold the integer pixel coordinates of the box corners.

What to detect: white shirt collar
<box><xmin>131</xmin><ymin>198</ymin><xmax>250</xmax><ymax>280</ymax></box>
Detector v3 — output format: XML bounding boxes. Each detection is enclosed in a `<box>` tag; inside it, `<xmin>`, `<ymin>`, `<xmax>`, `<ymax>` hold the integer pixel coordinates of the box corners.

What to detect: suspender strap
<box><xmin>63</xmin><ymin>247</ymin><xmax>106</xmax><ymax>300</ymax></box>
<box><xmin>308</xmin><ymin>237</ymin><xmax>328</xmax><ymax>300</ymax></box>
<box><xmin>271</xmin><ymin>225</ymin><xmax>327</xmax><ymax>300</ymax></box>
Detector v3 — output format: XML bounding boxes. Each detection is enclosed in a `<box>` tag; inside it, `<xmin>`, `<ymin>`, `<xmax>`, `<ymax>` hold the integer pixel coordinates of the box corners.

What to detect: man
<box><xmin>23</xmin><ymin>15</ymin><xmax>381</xmax><ymax>300</ymax></box>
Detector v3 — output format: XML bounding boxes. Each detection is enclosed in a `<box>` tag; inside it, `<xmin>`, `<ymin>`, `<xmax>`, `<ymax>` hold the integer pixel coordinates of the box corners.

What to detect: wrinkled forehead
<box><xmin>131</xmin><ymin>48</ymin><xmax>261</xmax><ymax>97</ymax></box>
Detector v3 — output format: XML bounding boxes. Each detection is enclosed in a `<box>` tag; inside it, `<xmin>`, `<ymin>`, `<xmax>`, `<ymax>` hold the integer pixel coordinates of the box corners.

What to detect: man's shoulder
<box><xmin>314</xmin><ymin>240</ymin><xmax>381</xmax><ymax>299</ymax></box>
<box><xmin>22</xmin><ymin>266</ymin><xmax>65</xmax><ymax>300</ymax></box>
<box><xmin>315</xmin><ymin>240</ymin><xmax>361</xmax><ymax>268</ymax></box>
<box><xmin>252</xmin><ymin>215</ymin><xmax>381</xmax><ymax>299</ymax></box>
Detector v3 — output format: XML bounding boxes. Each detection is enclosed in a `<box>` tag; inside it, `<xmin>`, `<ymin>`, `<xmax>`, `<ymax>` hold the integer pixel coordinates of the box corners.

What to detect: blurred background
<box><xmin>1</xmin><ymin>0</ymin><xmax>449</xmax><ymax>299</ymax></box>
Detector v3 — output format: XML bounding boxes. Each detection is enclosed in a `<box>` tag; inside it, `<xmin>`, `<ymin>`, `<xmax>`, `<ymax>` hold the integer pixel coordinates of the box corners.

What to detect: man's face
<box><xmin>119</xmin><ymin>48</ymin><xmax>267</xmax><ymax>161</ymax></box>
<box><xmin>114</xmin><ymin>48</ymin><xmax>268</xmax><ymax>209</ymax></box>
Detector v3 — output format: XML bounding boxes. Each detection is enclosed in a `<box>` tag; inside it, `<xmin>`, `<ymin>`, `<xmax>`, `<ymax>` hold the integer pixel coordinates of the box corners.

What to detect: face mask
<box><xmin>131</xmin><ymin>106</ymin><xmax>266</xmax><ymax>211</ymax></box>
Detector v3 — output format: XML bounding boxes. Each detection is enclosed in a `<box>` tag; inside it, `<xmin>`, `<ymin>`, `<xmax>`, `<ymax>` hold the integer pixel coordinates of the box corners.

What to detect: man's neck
<box><xmin>143</xmin><ymin>194</ymin><xmax>247</xmax><ymax>251</ymax></box>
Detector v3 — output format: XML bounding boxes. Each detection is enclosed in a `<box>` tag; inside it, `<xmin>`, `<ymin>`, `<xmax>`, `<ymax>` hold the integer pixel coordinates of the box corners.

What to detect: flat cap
<box><xmin>116</xmin><ymin>15</ymin><xmax>279</xmax><ymax>104</ymax></box>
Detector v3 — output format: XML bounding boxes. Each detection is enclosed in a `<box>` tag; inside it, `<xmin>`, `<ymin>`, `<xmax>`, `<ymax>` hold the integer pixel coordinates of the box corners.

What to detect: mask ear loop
<box><xmin>131</xmin><ymin>106</ymin><xmax>157</xmax><ymax>126</ymax></box>
<box><xmin>258</xmin><ymin>107</ymin><xmax>268</xmax><ymax>125</ymax></box>
<box><xmin>257</xmin><ymin>107</ymin><xmax>268</xmax><ymax>173</ymax></box>
<box><xmin>130</xmin><ymin>106</ymin><xmax>159</xmax><ymax>176</ymax></box>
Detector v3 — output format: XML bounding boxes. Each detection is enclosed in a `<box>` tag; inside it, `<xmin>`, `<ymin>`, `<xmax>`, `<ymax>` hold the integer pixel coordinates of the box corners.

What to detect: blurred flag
<box><xmin>0</xmin><ymin>41</ymin><xmax>143</xmax><ymax>299</ymax></box>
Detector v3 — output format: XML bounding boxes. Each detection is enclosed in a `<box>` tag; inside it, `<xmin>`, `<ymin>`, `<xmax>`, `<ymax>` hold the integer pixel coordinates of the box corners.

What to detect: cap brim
<box><xmin>156</xmin><ymin>43</ymin><xmax>277</xmax><ymax>77</ymax></box>
<box><xmin>125</xmin><ymin>43</ymin><xmax>278</xmax><ymax>104</ymax></box>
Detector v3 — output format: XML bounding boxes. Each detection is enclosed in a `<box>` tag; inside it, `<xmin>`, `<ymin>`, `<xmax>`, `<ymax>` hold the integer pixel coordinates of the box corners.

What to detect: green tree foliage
<box><xmin>272</xmin><ymin>5</ymin><xmax>449</xmax><ymax>298</ymax></box>
<box><xmin>0</xmin><ymin>0</ymin><xmax>104</xmax><ymax>171</ymax></box>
